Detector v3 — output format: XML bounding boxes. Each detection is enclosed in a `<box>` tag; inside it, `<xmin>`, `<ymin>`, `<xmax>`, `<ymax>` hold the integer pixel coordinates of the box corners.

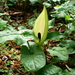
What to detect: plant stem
<box><xmin>65</xmin><ymin>64</ymin><xmax>71</xmax><ymax>72</ymax></box>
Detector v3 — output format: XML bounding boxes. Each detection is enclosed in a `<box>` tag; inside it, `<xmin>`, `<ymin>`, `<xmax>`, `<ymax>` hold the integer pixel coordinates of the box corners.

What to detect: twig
<box><xmin>65</xmin><ymin>64</ymin><xmax>71</xmax><ymax>72</ymax></box>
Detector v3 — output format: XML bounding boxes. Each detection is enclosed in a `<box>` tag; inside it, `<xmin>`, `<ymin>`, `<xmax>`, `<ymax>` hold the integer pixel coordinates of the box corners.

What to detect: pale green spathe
<box><xmin>33</xmin><ymin>6</ymin><xmax>48</xmax><ymax>45</ymax></box>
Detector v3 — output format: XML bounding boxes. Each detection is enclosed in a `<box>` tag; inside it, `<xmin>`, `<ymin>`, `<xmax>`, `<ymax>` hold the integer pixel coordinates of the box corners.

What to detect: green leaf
<box><xmin>70</xmin><ymin>56</ymin><xmax>75</xmax><ymax>65</ymax></box>
<box><xmin>48</xmin><ymin>18</ymin><xmax>55</xmax><ymax>28</ymax></box>
<box><xmin>58</xmin><ymin>40</ymin><xmax>75</xmax><ymax>54</ymax></box>
<box><xmin>47</xmin><ymin>31</ymin><xmax>65</xmax><ymax>40</ymax></box>
<box><xmin>53</xmin><ymin>0</ymin><xmax>61</xmax><ymax>2</ymax></box>
<box><xmin>27</xmin><ymin>18</ymin><xmax>36</xmax><ymax>27</ymax></box>
<box><xmin>51</xmin><ymin>57</ymin><xmax>61</xmax><ymax>63</ymax></box>
<box><xmin>65</xmin><ymin>15</ymin><xmax>71</xmax><ymax>21</ymax></box>
<box><xmin>58</xmin><ymin>11</ymin><xmax>66</xmax><ymax>18</ymax></box>
<box><xmin>67</xmin><ymin>23</ymin><xmax>75</xmax><ymax>31</ymax></box>
<box><xmin>64</xmin><ymin>23</ymin><xmax>75</xmax><ymax>36</ymax></box>
<box><xmin>36</xmin><ymin>64</ymin><xmax>62</xmax><ymax>75</ymax></box>
<box><xmin>0</xmin><ymin>26</ymin><xmax>33</xmax><ymax>45</ymax></box>
<box><xmin>0</xmin><ymin>18</ymin><xmax>7</xmax><ymax>30</ymax></box>
<box><xmin>48</xmin><ymin>47</ymin><xmax>69</xmax><ymax>61</ymax></box>
<box><xmin>21</xmin><ymin>42</ymin><xmax>46</xmax><ymax>71</ymax></box>
<box><xmin>43</xmin><ymin>2</ymin><xmax>51</xmax><ymax>8</ymax></box>
<box><xmin>33</xmin><ymin>6</ymin><xmax>48</xmax><ymax>45</ymax></box>
<box><xmin>0</xmin><ymin>13</ymin><xmax>8</xmax><ymax>16</ymax></box>
<box><xmin>29</xmin><ymin>0</ymin><xmax>42</xmax><ymax>4</ymax></box>
<box><xmin>0</xmin><ymin>69</ymin><xmax>8</xmax><ymax>73</ymax></box>
<box><xmin>52</xmin><ymin>1</ymin><xmax>75</xmax><ymax>19</ymax></box>
<box><xmin>62</xmin><ymin>68</ymin><xmax>75</xmax><ymax>75</ymax></box>
<box><xmin>18</xmin><ymin>26</ymin><xmax>27</xmax><ymax>30</ymax></box>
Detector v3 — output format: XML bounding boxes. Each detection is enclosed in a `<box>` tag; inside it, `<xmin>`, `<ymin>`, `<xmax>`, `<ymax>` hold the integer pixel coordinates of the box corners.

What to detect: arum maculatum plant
<box><xmin>21</xmin><ymin>6</ymin><xmax>48</xmax><ymax>72</ymax></box>
<box><xmin>33</xmin><ymin>6</ymin><xmax>48</xmax><ymax>45</ymax></box>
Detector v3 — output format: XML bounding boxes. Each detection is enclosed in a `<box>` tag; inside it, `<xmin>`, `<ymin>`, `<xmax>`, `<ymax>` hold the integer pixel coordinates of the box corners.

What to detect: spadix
<box><xmin>33</xmin><ymin>6</ymin><xmax>48</xmax><ymax>45</ymax></box>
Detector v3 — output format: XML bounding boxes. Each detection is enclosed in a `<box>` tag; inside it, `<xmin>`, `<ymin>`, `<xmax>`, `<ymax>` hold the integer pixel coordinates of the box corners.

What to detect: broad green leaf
<box><xmin>29</xmin><ymin>0</ymin><xmax>42</xmax><ymax>4</ymax></box>
<box><xmin>65</xmin><ymin>15</ymin><xmax>71</xmax><ymax>21</ymax></box>
<box><xmin>67</xmin><ymin>23</ymin><xmax>75</xmax><ymax>31</ymax></box>
<box><xmin>52</xmin><ymin>1</ymin><xmax>75</xmax><ymax>19</ymax></box>
<box><xmin>33</xmin><ymin>6</ymin><xmax>48</xmax><ymax>45</ymax></box>
<box><xmin>64</xmin><ymin>23</ymin><xmax>75</xmax><ymax>36</ymax></box>
<box><xmin>27</xmin><ymin>18</ymin><xmax>36</xmax><ymax>27</ymax></box>
<box><xmin>51</xmin><ymin>57</ymin><xmax>61</xmax><ymax>63</ymax></box>
<box><xmin>62</xmin><ymin>68</ymin><xmax>75</xmax><ymax>75</ymax></box>
<box><xmin>0</xmin><ymin>18</ymin><xmax>7</xmax><ymax>30</ymax></box>
<box><xmin>57</xmin><ymin>68</ymin><xmax>75</xmax><ymax>75</ymax></box>
<box><xmin>53</xmin><ymin>0</ymin><xmax>61</xmax><ymax>2</ymax></box>
<box><xmin>48</xmin><ymin>47</ymin><xmax>69</xmax><ymax>61</ymax></box>
<box><xmin>0</xmin><ymin>26</ymin><xmax>33</xmax><ymax>45</ymax></box>
<box><xmin>21</xmin><ymin>42</ymin><xmax>46</xmax><ymax>71</ymax></box>
<box><xmin>58</xmin><ymin>40</ymin><xmax>75</xmax><ymax>54</ymax></box>
<box><xmin>36</xmin><ymin>64</ymin><xmax>62</xmax><ymax>75</ymax></box>
<box><xmin>43</xmin><ymin>2</ymin><xmax>51</xmax><ymax>8</ymax></box>
<box><xmin>47</xmin><ymin>31</ymin><xmax>65</xmax><ymax>40</ymax></box>
<box><xmin>70</xmin><ymin>56</ymin><xmax>75</xmax><ymax>65</ymax></box>
<box><xmin>18</xmin><ymin>26</ymin><xmax>27</xmax><ymax>30</ymax></box>
<box><xmin>58</xmin><ymin>11</ymin><xmax>66</xmax><ymax>18</ymax></box>
<box><xmin>48</xmin><ymin>18</ymin><xmax>55</xmax><ymax>28</ymax></box>
<box><xmin>0</xmin><ymin>13</ymin><xmax>8</xmax><ymax>16</ymax></box>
